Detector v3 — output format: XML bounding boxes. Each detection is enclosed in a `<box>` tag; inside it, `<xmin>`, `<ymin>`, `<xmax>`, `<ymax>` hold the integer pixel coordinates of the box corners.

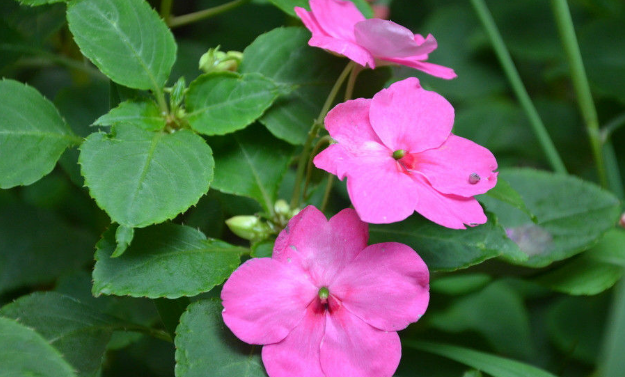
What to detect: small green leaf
<box><xmin>93</xmin><ymin>224</ymin><xmax>244</xmax><ymax>298</ymax></box>
<box><xmin>240</xmin><ymin>27</ymin><xmax>344</xmax><ymax>144</ymax></box>
<box><xmin>94</xmin><ymin>99</ymin><xmax>166</xmax><ymax>131</ymax></box>
<box><xmin>266</xmin><ymin>0</ymin><xmax>373</xmax><ymax>18</ymax></box>
<box><xmin>170</xmin><ymin>76</ymin><xmax>186</xmax><ymax>110</ymax></box>
<box><xmin>407</xmin><ymin>341</ymin><xmax>557</xmax><ymax>377</ymax></box>
<box><xmin>186</xmin><ymin>72</ymin><xmax>280</xmax><ymax>136</ymax></box>
<box><xmin>0</xmin><ymin>317</ymin><xmax>75</xmax><ymax>377</ymax></box>
<box><xmin>112</xmin><ymin>225</ymin><xmax>134</xmax><ymax>258</ymax></box>
<box><xmin>210</xmin><ymin>124</ymin><xmax>294</xmax><ymax>213</ymax></box>
<box><xmin>535</xmin><ymin>229</ymin><xmax>625</xmax><ymax>295</ymax></box>
<box><xmin>0</xmin><ymin>79</ymin><xmax>79</xmax><ymax>188</ymax></box>
<box><xmin>79</xmin><ymin>124</ymin><xmax>214</xmax><ymax>228</ymax></box>
<box><xmin>480</xmin><ymin>168</ymin><xmax>622</xmax><ymax>267</ymax></box>
<box><xmin>369</xmin><ymin>212</ymin><xmax>526</xmax><ymax>272</ymax></box>
<box><xmin>0</xmin><ymin>292</ymin><xmax>126</xmax><ymax>377</ymax></box>
<box><xmin>67</xmin><ymin>0</ymin><xmax>176</xmax><ymax>90</ymax></box>
<box><xmin>175</xmin><ymin>299</ymin><xmax>268</xmax><ymax>377</ymax></box>
<box><xmin>480</xmin><ymin>178</ymin><xmax>535</xmax><ymax>222</ymax></box>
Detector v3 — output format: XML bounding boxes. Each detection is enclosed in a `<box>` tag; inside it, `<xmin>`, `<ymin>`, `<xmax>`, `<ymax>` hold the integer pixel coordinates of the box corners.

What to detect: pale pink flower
<box><xmin>314</xmin><ymin>77</ymin><xmax>498</xmax><ymax>228</ymax></box>
<box><xmin>222</xmin><ymin>206</ymin><xmax>429</xmax><ymax>377</ymax></box>
<box><xmin>294</xmin><ymin>0</ymin><xmax>456</xmax><ymax>79</ymax></box>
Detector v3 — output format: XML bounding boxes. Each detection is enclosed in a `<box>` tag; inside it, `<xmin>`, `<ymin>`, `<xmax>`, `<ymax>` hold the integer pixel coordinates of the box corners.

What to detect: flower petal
<box><xmin>309</xmin><ymin>0</ymin><xmax>365</xmax><ymax>41</ymax></box>
<box><xmin>369</xmin><ymin>77</ymin><xmax>454</xmax><ymax>152</ymax></box>
<box><xmin>331</xmin><ymin>242</ymin><xmax>429</xmax><ymax>332</ymax></box>
<box><xmin>320</xmin><ymin>306</ymin><xmax>401</xmax><ymax>377</ymax></box>
<box><xmin>314</xmin><ymin>144</ymin><xmax>351</xmax><ymax>180</ymax></box>
<box><xmin>324</xmin><ymin>98</ymin><xmax>379</xmax><ymax>147</ymax></box>
<box><xmin>273</xmin><ymin>206</ymin><xmax>368</xmax><ymax>286</ymax></box>
<box><xmin>354</xmin><ymin>19</ymin><xmax>424</xmax><ymax>58</ymax></box>
<box><xmin>411</xmin><ymin>175</ymin><xmax>488</xmax><ymax>229</ymax></box>
<box><xmin>416</xmin><ymin>134</ymin><xmax>498</xmax><ymax>196</ymax></box>
<box><xmin>294</xmin><ymin>7</ymin><xmax>325</xmax><ymax>37</ymax></box>
<box><xmin>308</xmin><ymin>35</ymin><xmax>374</xmax><ymax>68</ymax></box>
<box><xmin>262</xmin><ymin>300</ymin><xmax>326</xmax><ymax>377</ymax></box>
<box><xmin>221</xmin><ymin>258</ymin><xmax>317</xmax><ymax>345</ymax></box>
<box><xmin>382</xmin><ymin>58</ymin><xmax>457</xmax><ymax>79</ymax></box>
<box><xmin>346</xmin><ymin>158</ymin><xmax>420</xmax><ymax>224</ymax></box>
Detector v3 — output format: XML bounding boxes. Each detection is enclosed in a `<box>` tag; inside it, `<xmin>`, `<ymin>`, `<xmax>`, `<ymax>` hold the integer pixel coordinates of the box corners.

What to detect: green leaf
<box><xmin>175</xmin><ymin>299</ymin><xmax>267</xmax><ymax>377</ymax></box>
<box><xmin>430</xmin><ymin>274</ymin><xmax>493</xmax><ymax>296</ymax></box>
<box><xmin>407</xmin><ymin>341</ymin><xmax>558</xmax><ymax>377</ymax></box>
<box><xmin>599</xmin><ymin>278</ymin><xmax>625</xmax><ymax>376</ymax></box>
<box><xmin>430</xmin><ymin>281</ymin><xmax>536</xmax><ymax>361</ymax></box>
<box><xmin>93</xmin><ymin>224</ymin><xmax>244</xmax><ymax>298</ymax></box>
<box><xmin>480</xmin><ymin>178</ymin><xmax>535</xmax><ymax>222</ymax></box>
<box><xmin>0</xmin><ymin>202</ymin><xmax>95</xmax><ymax>295</ymax></box>
<box><xmin>369</xmin><ymin>213</ymin><xmax>526</xmax><ymax>272</ymax></box>
<box><xmin>79</xmin><ymin>124</ymin><xmax>214</xmax><ymax>228</ymax></box>
<box><xmin>0</xmin><ymin>79</ymin><xmax>79</xmax><ymax>188</ymax></box>
<box><xmin>112</xmin><ymin>224</ymin><xmax>134</xmax><ymax>258</ymax></box>
<box><xmin>94</xmin><ymin>99</ymin><xmax>166</xmax><ymax>131</ymax></box>
<box><xmin>210</xmin><ymin>124</ymin><xmax>294</xmax><ymax>213</ymax></box>
<box><xmin>535</xmin><ymin>229</ymin><xmax>625</xmax><ymax>295</ymax></box>
<box><xmin>240</xmin><ymin>27</ymin><xmax>344</xmax><ymax>144</ymax></box>
<box><xmin>266</xmin><ymin>0</ymin><xmax>373</xmax><ymax>18</ymax></box>
<box><xmin>0</xmin><ymin>292</ymin><xmax>126</xmax><ymax>377</ymax></box>
<box><xmin>479</xmin><ymin>168</ymin><xmax>622</xmax><ymax>267</ymax></box>
<box><xmin>67</xmin><ymin>0</ymin><xmax>176</xmax><ymax>90</ymax></box>
<box><xmin>186</xmin><ymin>72</ymin><xmax>281</xmax><ymax>136</ymax></box>
<box><xmin>16</xmin><ymin>0</ymin><xmax>66</xmax><ymax>5</ymax></box>
<box><xmin>0</xmin><ymin>317</ymin><xmax>76</xmax><ymax>377</ymax></box>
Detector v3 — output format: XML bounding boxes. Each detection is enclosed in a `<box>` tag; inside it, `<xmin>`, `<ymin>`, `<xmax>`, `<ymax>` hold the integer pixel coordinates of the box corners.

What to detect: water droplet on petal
<box><xmin>469</xmin><ymin>173</ymin><xmax>481</xmax><ymax>184</ymax></box>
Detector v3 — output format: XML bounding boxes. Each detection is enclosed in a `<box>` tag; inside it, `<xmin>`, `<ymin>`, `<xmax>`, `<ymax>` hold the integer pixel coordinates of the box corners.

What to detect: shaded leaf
<box><xmin>94</xmin><ymin>99</ymin><xmax>166</xmax><ymax>131</ymax></box>
<box><xmin>79</xmin><ymin>124</ymin><xmax>213</xmax><ymax>228</ymax></box>
<box><xmin>480</xmin><ymin>178</ymin><xmax>535</xmax><ymax>222</ymax></box>
<box><xmin>175</xmin><ymin>299</ymin><xmax>267</xmax><ymax>377</ymax></box>
<box><xmin>93</xmin><ymin>224</ymin><xmax>244</xmax><ymax>298</ymax></box>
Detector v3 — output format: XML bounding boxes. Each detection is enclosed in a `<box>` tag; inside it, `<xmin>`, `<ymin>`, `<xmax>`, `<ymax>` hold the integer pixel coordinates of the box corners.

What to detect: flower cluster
<box><xmin>221</xmin><ymin>1</ymin><xmax>498</xmax><ymax>376</ymax></box>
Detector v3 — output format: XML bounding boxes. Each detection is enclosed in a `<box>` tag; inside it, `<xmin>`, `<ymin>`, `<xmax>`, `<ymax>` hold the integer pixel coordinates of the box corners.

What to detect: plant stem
<box><xmin>344</xmin><ymin>64</ymin><xmax>362</xmax><ymax>101</ymax></box>
<box><xmin>153</xmin><ymin>87</ymin><xmax>169</xmax><ymax>116</ymax></box>
<box><xmin>290</xmin><ymin>62</ymin><xmax>355</xmax><ymax>209</ymax></box>
<box><xmin>602</xmin><ymin>112</ymin><xmax>625</xmax><ymax>141</ymax></box>
<box><xmin>320</xmin><ymin>175</ymin><xmax>334</xmax><ymax>212</ymax></box>
<box><xmin>470</xmin><ymin>0</ymin><xmax>567</xmax><ymax>174</ymax></box>
<box><xmin>603</xmin><ymin>142</ymin><xmax>624</xmax><ymax>200</ymax></box>
<box><xmin>160</xmin><ymin>0</ymin><xmax>173</xmax><ymax>21</ymax></box>
<box><xmin>550</xmin><ymin>0</ymin><xmax>608</xmax><ymax>187</ymax></box>
<box><xmin>168</xmin><ymin>0</ymin><xmax>251</xmax><ymax>28</ymax></box>
<box><xmin>303</xmin><ymin>136</ymin><xmax>332</xmax><ymax>200</ymax></box>
<box><xmin>120</xmin><ymin>323</ymin><xmax>173</xmax><ymax>343</ymax></box>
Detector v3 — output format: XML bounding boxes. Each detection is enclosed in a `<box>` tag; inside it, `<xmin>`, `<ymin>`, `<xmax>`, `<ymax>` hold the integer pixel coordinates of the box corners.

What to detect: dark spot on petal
<box><xmin>469</xmin><ymin>173</ymin><xmax>481</xmax><ymax>184</ymax></box>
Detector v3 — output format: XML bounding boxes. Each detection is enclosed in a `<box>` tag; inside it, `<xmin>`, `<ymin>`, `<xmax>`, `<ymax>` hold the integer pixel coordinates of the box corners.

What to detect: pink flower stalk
<box><xmin>222</xmin><ymin>206</ymin><xmax>429</xmax><ymax>377</ymax></box>
<box><xmin>294</xmin><ymin>0</ymin><xmax>456</xmax><ymax>79</ymax></box>
<box><xmin>314</xmin><ymin>77</ymin><xmax>498</xmax><ymax>228</ymax></box>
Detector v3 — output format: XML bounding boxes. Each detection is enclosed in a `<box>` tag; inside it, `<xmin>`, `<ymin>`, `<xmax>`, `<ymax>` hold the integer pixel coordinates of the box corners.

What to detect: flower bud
<box><xmin>226</xmin><ymin>215</ymin><xmax>271</xmax><ymax>242</ymax></box>
<box><xmin>274</xmin><ymin>199</ymin><xmax>290</xmax><ymax>217</ymax></box>
<box><xmin>199</xmin><ymin>47</ymin><xmax>243</xmax><ymax>74</ymax></box>
<box><xmin>620</xmin><ymin>212</ymin><xmax>625</xmax><ymax>229</ymax></box>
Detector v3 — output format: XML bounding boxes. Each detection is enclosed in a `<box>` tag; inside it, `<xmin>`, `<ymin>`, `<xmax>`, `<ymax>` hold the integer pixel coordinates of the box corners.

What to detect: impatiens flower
<box><xmin>294</xmin><ymin>0</ymin><xmax>456</xmax><ymax>79</ymax></box>
<box><xmin>313</xmin><ymin>77</ymin><xmax>498</xmax><ymax>228</ymax></box>
<box><xmin>222</xmin><ymin>206</ymin><xmax>429</xmax><ymax>377</ymax></box>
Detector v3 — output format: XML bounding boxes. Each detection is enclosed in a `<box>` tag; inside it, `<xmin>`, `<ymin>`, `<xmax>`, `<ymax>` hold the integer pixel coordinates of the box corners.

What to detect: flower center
<box><xmin>392</xmin><ymin>149</ymin><xmax>407</xmax><ymax>160</ymax></box>
<box><xmin>318</xmin><ymin>286</ymin><xmax>329</xmax><ymax>300</ymax></box>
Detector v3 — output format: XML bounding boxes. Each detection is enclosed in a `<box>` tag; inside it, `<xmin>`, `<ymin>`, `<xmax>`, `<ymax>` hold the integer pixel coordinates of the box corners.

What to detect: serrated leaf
<box><xmin>0</xmin><ymin>202</ymin><xmax>95</xmax><ymax>295</ymax></box>
<box><xmin>369</xmin><ymin>213</ymin><xmax>526</xmax><ymax>272</ymax></box>
<box><xmin>186</xmin><ymin>72</ymin><xmax>280</xmax><ymax>136</ymax></box>
<box><xmin>210</xmin><ymin>124</ymin><xmax>294</xmax><ymax>213</ymax></box>
<box><xmin>0</xmin><ymin>292</ymin><xmax>126</xmax><ymax>377</ymax></box>
<box><xmin>0</xmin><ymin>79</ymin><xmax>79</xmax><ymax>188</ymax></box>
<box><xmin>535</xmin><ymin>229</ymin><xmax>625</xmax><ymax>295</ymax></box>
<box><xmin>480</xmin><ymin>178</ymin><xmax>535</xmax><ymax>222</ymax></box>
<box><xmin>175</xmin><ymin>299</ymin><xmax>267</xmax><ymax>377</ymax></box>
<box><xmin>267</xmin><ymin>0</ymin><xmax>373</xmax><ymax>18</ymax></box>
<box><xmin>479</xmin><ymin>168</ymin><xmax>622</xmax><ymax>267</ymax></box>
<box><xmin>407</xmin><ymin>341</ymin><xmax>557</xmax><ymax>377</ymax></box>
<box><xmin>67</xmin><ymin>0</ymin><xmax>176</xmax><ymax>90</ymax></box>
<box><xmin>0</xmin><ymin>317</ymin><xmax>76</xmax><ymax>377</ymax></box>
<box><xmin>93</xmin><ymin>224</ymin><xmax>244</xmax><ymax>298</ymax></box>
<box><xmin>16</xmin><ymin>0</ymin><xmax>66</xmax><ymax>5</ymax></box>
<box><xmin>240</xmin><ymin>27</ymin><xmax>344</xmax><ymax>144</ymax></box>
<box><xmin>112</xmin><ymin>224</ymin><xmax>134</xmax><ymax>258</ymax></box>
<box><xmin>94</xmin><ymin>99</ymin><xmax>166</xmax><ymax>131</ymax></box>
<box><xmin>79</xmin><ymin>124</ymin><xmax>213</xmax><ymax>228</ymax></box>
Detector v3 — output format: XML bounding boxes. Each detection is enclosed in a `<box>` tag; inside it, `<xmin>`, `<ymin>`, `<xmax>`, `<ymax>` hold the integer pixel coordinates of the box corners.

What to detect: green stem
<box><xmin>168</xmin><ymin>0</ymin><xmax>251</xmax><ymax>28</ymax></box>
<box><xmin>550</xmin><ymin>0</ymin><xmax>607</xmax><ymax>187</ymax></box>
<box><xmin>471</xmin><ymin>0</ymin><xmax>567</xmax><ymax>174</ymax></box>
<box><xmin>120</xmin><ymin>323</ymin><xmax>173</xmax><ymax>343</ymax></box>
<box><xmin>160</xmin><ymin>0</ymin><xmax>173</xmax><ymax>21</ymax></box>
<box><xmin>153</xmin><ymin>88</ymin><xmax>169</xmax><ymax>116</ymax></box>
<box><xmin>320</xmin><ymin>175</ymin><xmax>335</xmax><ymax>212</ymax></box>
<box><xmin>602</xmin><ymin>112</ymin><xmax>625</xmax><ymax>141</ymax></box>
<box><xmin>290</xmin><ymin>62</ymin><xmax>355</xmax><ymax>209</ymax></box>
<box><xmin>303</xmin><ymin>136</ymin><xmax>333</xmax><ymax>201</ymax></box>
<box><xmin>154</xmin><ymin>297</ymin><xmax>190</xmax><ymax>340</ymax></box>
<box><xmin>11</xmin><ymin>49</ymin><xmax>106</xmax><ymax>80</ymax></box>
<box><xmin>344</xmin><ymin>64</ymin><xmax>362</xmax><ymax>101</ymax></box>
<box><xmin>603</xmin><ymin>142</ymin><xmax>624</xmax><ymax>200</ymax></box>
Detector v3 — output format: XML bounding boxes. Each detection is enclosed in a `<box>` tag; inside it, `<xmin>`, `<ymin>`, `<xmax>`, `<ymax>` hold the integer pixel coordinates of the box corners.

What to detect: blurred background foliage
<box><xmin>1</xmin><ymin>0</ymin><xmax>624</xmax><ymax>376</ymax></box>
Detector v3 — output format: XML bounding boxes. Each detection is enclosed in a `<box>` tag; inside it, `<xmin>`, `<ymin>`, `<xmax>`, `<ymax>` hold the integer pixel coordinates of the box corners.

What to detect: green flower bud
<box><xmin>199</xmin><ymin>46</ymin><xmax>243</xmax><ymax>74</ymax></box>
<box><xmin>225</xmin><ymin>215</ymin><xmax>271</xmax><ymax>242</ymax></box>
<box><xmin>274</xmin><ymin>199</ymin><xmax>290</xmax><ymax>217</ymax></box>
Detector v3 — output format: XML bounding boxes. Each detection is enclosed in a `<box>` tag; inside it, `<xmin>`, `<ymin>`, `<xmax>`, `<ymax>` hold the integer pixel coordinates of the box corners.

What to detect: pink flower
<box><xmin>294</xmin><ymin>0</ymin><xmax>456</xmax><ymax>79</ymax></box>
<box><xmin>313</xmin><ymin>77</ymin><xmax>498</xmax><ymax>228</ymax></box>
<box><xmin>221</xmin><ymin>206</ymin><xmax>429</xmax><ymax>377</ymax></box>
